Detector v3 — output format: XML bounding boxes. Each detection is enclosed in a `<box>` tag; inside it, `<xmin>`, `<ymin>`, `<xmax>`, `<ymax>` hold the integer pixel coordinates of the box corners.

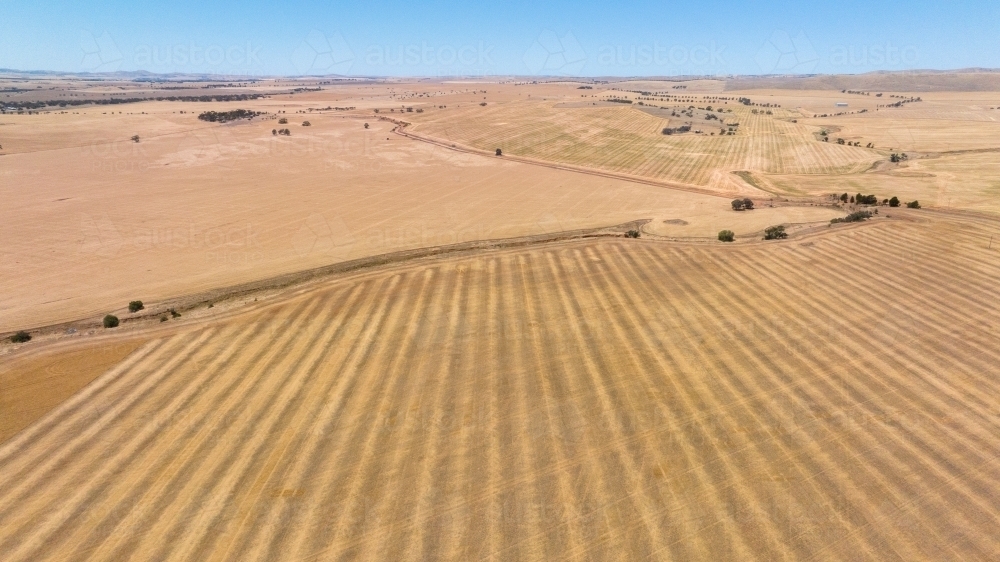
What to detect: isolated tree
<box><xmin>731</xmin><ymin>199</ymin><xmax>745</xmax><ymax>211</ymax></box>
<box><xmin>364</xmin><ymin>123</ymin><xmax>369</xmax><ymax>129</ymax></box>
<box><xmin>495</xmin><ymin>148</ymin><xmax>502</xmax><ymax>156</ymax></box>
<box><xmin>128</xmin><ymin>301</ymin><xmax>144</xmax><ymax>313</ymax></box>
<box><xmin>889</xmin><ymin>196</ymin><xmax>900</xmax><ymax>207</ymax></box>
<box><xmin>718</xmin><ymin>230</ymin><xmax>735</xmax><ymax>242</ymax></box>
<box><xmin>131</xmin><ymin>135</ymin><xmax>140</xmax><ymax>143</ymax></box>
<box><xmin>103</xmin><ymin>315</ymin><xmax>120</xmax><ymax>328</ymax></box>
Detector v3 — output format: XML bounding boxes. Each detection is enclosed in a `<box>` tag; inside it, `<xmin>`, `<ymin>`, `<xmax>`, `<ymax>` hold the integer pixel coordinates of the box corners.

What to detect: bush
<box><xmin>364</xmin><ymin>123</ymin><xmax>369</xmax><ymax>129</ymax></box>
<box><xmin>170</xmin><ymin>308</ymin><xmax>181</xmax><ymax>318</ymax></box>
<box><xmin>10</xmin><ymin>331</ymin><xmax>31</xmax><ymax>343</ymax></box>
<box><xmin>128</xmin><ymin>300</ymin><xmax>144</xmax><ymax>313</ymax></box>
<box><xmin>302</xmin><ymin>121</ymin><xmax>311</xmax><ymax>126</ymax></box>
<box><xmin>624</xmin><ymin>230</ymin><xmax>641</xmax><ymax>239</ymax></box>
<box><xmin>278</xmin><ymin>117</ymin><xmax>288</xmax><ymax>124</ymax></box>
<box><xmin>742</xmin><ymin>198</ymin><xmax>754</xmax><ymax>210</ymax></box>
<box><xmin>718</xmin><ymin>230</ymin><xmax>735</xmax><ymax>242</ymax></box>
<box><xmin>103</xmin><ymin>315</ymin><xmax>120</xmax><ymax>328</ymax></box>
<box><xmin>731</xmin><ymin>199</ymin><xmax>745</xmax><ymax>211</ymax></box>
<box><xmin>889</xmin><ymin>196</ymin><xmax>900</xmax><ymax>207</ymax></box>
<box><xmin>763</xmin><ymin>225</ymin><xmax>787</xmax><ymax>240</ymax></box>
<box><xmin>906</xmin><ymin>200</ymin><xmax>921</xmax><ymax>209</ymax></box>
<box><xmin>131</xmin><ymin>135</ymin><xmax>140</xmax><ymax>143</ymax></box>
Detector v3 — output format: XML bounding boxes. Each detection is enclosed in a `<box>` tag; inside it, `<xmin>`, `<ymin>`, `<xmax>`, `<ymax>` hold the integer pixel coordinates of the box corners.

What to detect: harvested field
<box><xmin>2</xmin><ymin>214</ymin><xmax>999</xmax><ymax>560</ymax></box>
<box><xmin>407</xmin><ymin>99</ymin><xmax>881</xmax><ymax>192</ymax></box>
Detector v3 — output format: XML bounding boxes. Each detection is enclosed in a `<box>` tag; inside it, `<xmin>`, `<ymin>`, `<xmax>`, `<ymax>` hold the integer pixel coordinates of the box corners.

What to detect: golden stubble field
<box><xmin>0</xmin><ymin>214</ymin><xmax>999</xmax><ymax>561</ymax></box>
<box><xmin>0</xmin><ymin>88</ymin><xmax>730</xmax><ymax>332</ymax></box>
<box><xmin>3</xmin><ymin>75</ymin><xmax>1000</xmax><ymax>561</ymax></box>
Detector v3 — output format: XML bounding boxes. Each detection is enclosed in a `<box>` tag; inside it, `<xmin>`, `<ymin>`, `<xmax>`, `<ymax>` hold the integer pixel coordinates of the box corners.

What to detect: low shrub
<box><xmin>718</xmin><ymin>230</ymin><xmax>735</xmax><ymax>242</ymax></box>
<box><xmin>302</xmin><ymin>121</ymin><xmax>311</xmax><ymax>126</ymax></box>
<box><xmin>170</xmin><ymin>309</ymin><xmax>182</xmax><ymax>318</ymax></box>
<box><xmin>128</xmin><ymin>300</ymin><xmax>144</xmax><ymax>313</ymax></box>
<box><xmin>10</xmin><ymin>331</ymin><xmax>31</xmax><ymax>343</ymax></box>
<box><xmin>103</xmin><ymin>315</ymin><xmax>120</xmax><ymax>328</ymax></box>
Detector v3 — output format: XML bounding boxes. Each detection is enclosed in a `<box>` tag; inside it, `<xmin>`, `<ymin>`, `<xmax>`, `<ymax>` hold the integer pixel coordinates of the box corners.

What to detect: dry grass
<box><xmin>1</xmin><ymin>214</ymin><xmax>999</xmax><ymax>560</ymax></box>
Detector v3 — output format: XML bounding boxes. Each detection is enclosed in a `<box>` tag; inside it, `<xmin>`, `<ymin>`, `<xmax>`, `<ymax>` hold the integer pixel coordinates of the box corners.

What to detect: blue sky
<box><xmin>1</xmin><ymin>0</ymin><xmax>998</xmax><ymax>76</ymax></box>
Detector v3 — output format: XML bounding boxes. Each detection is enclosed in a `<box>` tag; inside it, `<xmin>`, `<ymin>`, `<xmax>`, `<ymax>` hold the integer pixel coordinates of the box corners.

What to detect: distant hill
<box><xmin>724</xmin><ymin>70</ymin><xmax>1000</xmax><ymax>92</ymax></box>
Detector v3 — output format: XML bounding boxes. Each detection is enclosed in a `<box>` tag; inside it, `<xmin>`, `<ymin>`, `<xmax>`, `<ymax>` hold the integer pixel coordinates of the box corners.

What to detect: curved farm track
<box><xmin>1</xmin><ymin>215</ymin><xmax>1000</xmax><ymax>560</ymax></box>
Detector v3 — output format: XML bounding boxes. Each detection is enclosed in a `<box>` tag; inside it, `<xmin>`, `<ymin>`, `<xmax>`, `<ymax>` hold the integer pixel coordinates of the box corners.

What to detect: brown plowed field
<box><xmin>2</xmin><ymin>215</ymin><xmax>999</xmax><ymax>561</ymax></box>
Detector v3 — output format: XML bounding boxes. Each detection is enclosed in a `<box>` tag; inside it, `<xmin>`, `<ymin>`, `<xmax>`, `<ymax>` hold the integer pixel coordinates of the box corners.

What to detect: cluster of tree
<box><xmin>576</xmin><ymin>85</ymin><xmax>593</xmax><ymax>89</ymax></box>
<box><xmin>662</xmin><ymin>125</ymin><xmax>691</xmax><ymax>135</ymax></box>
<box><xmin>750</xmin><ymin>109</ymin><xmax>773</xmax><ymax>115</ymax></box>
<box><xmin>890</xmin><ymin>153</ymin><xmax>909</xmax><ymax>163</ymax></box>
<box><xmin>831</xmin><ymin>210</ymin><xmax>873</xmax><ymax>224</ymax></box>
<box><xmin>731</xmin><ymin>198</ymin><xmax>755</xmax><ymax>211</ymax></box>
<box><xmin>606</xmin><ymin>98</ymin><xmax>633</xmax><ymax>104</ymax></box>
<box><xmin>879</xmin><ymin>97</ymin><xmax>921</xmax><ymax>109</ymax></box>
<box><xmin>197</xmin><ymin>109</ymin><xmax>261</xmax><ymax>123</ymax></box>
<box><xmin>273</xmin><ymin>128</ymin><xmax>291</xmax><ymax>136</ymax></box>
<box><xmin>624</xmin><ymin>230</ymin><xmax>641</xmax><ymax>239</ymax></box>
<box><xmin>763</xmin><ymin>225</ymin><xmax>788</xmax><ymax>240</ymax></box>
<box><xmin>2</xmin><ymin>93</ymin><xmax>266</xmax><ymax>112</ymax></box>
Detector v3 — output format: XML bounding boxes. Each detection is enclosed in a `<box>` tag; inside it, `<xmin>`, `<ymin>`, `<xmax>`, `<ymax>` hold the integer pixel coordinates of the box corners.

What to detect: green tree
<box><xmin>718</xmin><ymin>230</ymin><xmax>735</xmax><ymax>242</ymax></box>
<box><xmin>889</xmin><ymin>196</ymin><xmax>900</xmax><ymax>207</ymax></box>
<box><xmin>128</xmin><ymin>301</ymin><xmax>144</xmax><ymax>313</ymax></box>
<box><xmin>103</xmin><ymin>315</ymin><xmax>120</xmax><ymax>328</ymax></box>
